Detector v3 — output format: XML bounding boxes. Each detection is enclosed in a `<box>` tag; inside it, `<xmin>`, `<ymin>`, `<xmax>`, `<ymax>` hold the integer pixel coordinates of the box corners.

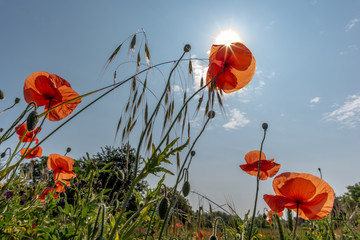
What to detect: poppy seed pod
<box><xmin>15</xmin><ymin>97</ymin><xmax>20</xmax><ymax>104</ymax></box>
<box><xmin>0</xmin><ymin>128</ymin><xmax>3</xmax><ymax>133</ymax></box>
<box><xmin>66</xmin><ymin>147</ymin><xmax>72</xmax><ymax>153</ymax></box>
<box><xmin>184</xmin><ymin>44</ymin><xmax>191</xmax><ymax>52</ymax></box>
<box><xmin>26</xmin><ymin>111</ymin><xmax>39</xmax><ymax>132</ymax></box>
<box><xmin>182</xmin><ymin>181</ymin><xmax>190</xmax><ymax>197</ymax></box>
<box><xmin>157</xmin><ymin>197</ymin><xmax>169</xmax><ymax>220</ymax></box>
<box><xmin>207</xmin><ymin>110</ymin><xmax>215</xmax><ymax>119</ymax></box>
<box><xmin>209</xmin><ymin>235</ymin><xmax>218</xmax><ymax>240</ymax></box>
<box><xmin>1</xmin><ymin>152</ymin><xmax>5</xmax><ymax>158</ymax></box>
<box><xmin>190</xmin><ymin>150</ymin><xmax>196</xmax><ymax>157</ymax></box>
<box><xmin>0</xmin><ymin>89</ymin><xmax>4</xmax><ymax>100</ymax></box>
<box><xmin>262</xmin><ymin>123</ymin><xmax>268</xmax><ymax>130</ymax></box>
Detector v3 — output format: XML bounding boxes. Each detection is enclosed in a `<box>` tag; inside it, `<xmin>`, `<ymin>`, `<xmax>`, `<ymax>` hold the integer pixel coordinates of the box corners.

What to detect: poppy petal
<box><xmin>244</xmin><ymin>150</ymin><xmax>266</xmax><ymax>164</ymax></box>
<box><xmin>263</xmin><ymin>194</ymin><xmax>293</xmax><ymax>213</ymax></box>
<box><xmin>227</xmin><ymin>42</ymin><xmax>253</xmax><ymax>70</ymax></box>
<box><xmin>45</xmin><ymin>85</ymin><xmax>81</xmax><ymax>121</ymax></box>
<box><xmin>47</xmin><ymin>153</ymin><xmax>74</xmax><ymax>172</ymax></box>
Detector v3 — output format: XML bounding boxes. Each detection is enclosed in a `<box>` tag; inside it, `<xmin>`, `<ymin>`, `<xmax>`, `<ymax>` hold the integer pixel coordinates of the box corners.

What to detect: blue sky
<box><xmin>1</xmin><ymin>1</ymin><xmax>359</xmax><ymax>216</ymax></box>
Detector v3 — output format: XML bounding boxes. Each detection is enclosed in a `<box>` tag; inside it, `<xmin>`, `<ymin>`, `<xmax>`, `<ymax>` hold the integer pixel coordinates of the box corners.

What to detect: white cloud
<box><xmin>323</xmin><ymin>95</ymin><xmax>360</xmax><ymax>128</ymax></box>
<box><xmin>310</xmin><ymin>97</ymin><xmax>320</xmax><ymax>104</ymax></box>
<box><xmin>190</xmin><ymin>56</ymin><xmax>208</xmax><ymax>91</ymax></box>
<box><xmin>223</xmin><ymin>108</ymin><xmax>250</xmax><ymax>130</ymax></box>
<box><xmin>173</xmin><ymin>85</ymin><xmax>181</xmax><ymax>92</ymax></box>
<box><xmin>345</xmin><ymin>18</ymin><xmax>359</xmax><ymax>32</ymax></box>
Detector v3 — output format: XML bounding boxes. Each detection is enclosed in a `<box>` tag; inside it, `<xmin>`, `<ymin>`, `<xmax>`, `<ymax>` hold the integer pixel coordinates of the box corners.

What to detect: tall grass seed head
<box><xmin>182</xmin><ymin>181</ymin><xmax>190</xmax><ymax>197</ymax></box>
<box><xmin>26</xmin><ymin>110</ymin><xmax>39</xmax><ymax>132</ymax></box>
<box><xmin>157</xmin><ymin>197</ymin><xmax>169</xmax><ymax>220</ymax></box>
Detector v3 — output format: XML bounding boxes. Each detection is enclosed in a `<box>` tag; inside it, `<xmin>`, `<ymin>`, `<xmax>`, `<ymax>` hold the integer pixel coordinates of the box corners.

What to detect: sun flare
<box><xmin>215</xmin><ymin>29</ymin><xmax>242</xmax><ymax>46</ymax></box>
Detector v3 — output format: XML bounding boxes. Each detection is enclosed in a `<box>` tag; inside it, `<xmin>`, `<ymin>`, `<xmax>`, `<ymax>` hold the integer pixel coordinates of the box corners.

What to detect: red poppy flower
<box><xmin>267</xmin><ymin>209</ymin><xmax>283</xmax><ymax>223</ymax></box>
<box><xmin>23</xmin><ymin>71</ymin><xmax>81</xmax><ymax>121</ymax></box>
<box><xmin>47</xmin><ymin>153</ymin><xmax>76</xmax><ymax>187</ymax></box>
<box><xmin>206</xmin><ymin>42</ymin><xmax>256</xmax><ymax>93</ymax></box>
<box><xmin>38</xmin><ymin>187</ymin><xmax>58</xmax><ymax>202</ymax></box>
<box><xmin>263</xmin><ymin>172</ymin><xmax>335</xmax><ymax>220</ymax></box>
<box><xmin>195</xmin><ymin>230</ymin><xmax>204</xmax><ymax>240</ymax></box>
<box><xmin>20</xmin><ymin>146</ymin><xmax>43</xmax><ymax>159</ymax></box>
<box><xmin>15</xmin><ymin>123</ymin><xmax>41</xmax><ymax>144</ymax></box>
<box><xmin>240</xmin><ymin>150</ymin><xmax>280</xmax><ymax>180</ymax></box>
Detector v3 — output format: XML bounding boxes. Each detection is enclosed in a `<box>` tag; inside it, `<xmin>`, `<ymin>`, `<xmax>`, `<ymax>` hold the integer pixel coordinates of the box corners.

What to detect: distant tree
<box><xmin>93</xmin><ymin>145</ymin><xmax>148</xmax><ymax>212</ymax></box>
<box><xmin>346</xmin><ymin>182</ymin><xmax>360</xmax><ymax>206</ymax></box>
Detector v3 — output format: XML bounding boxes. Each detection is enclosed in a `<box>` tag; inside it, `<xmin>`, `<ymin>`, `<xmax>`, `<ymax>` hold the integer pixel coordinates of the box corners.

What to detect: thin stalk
<box><xmin>158</xmin><ymin>118</ymin><xmax>210</xmax><ymax>239</ymax></box>
<box><xmin>274</xmin><ymin>213</ymin><xmax>285</xmax><ymax>240</ymax></box>
<box><xmin>292</xmin><ymin>204</ymin><xmax>299</xmax><ymax>240</ymax></box>
<box><xmin>247</xmin><ymin>128</ymin><xmax>267</xmax><ymax>239</ymax></box>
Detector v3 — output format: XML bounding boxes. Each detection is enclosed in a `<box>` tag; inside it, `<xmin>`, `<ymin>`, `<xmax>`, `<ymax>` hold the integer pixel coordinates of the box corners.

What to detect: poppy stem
<box><xmin>247</xmin><ymin>126</ymin><xmax>267</xmax><ymax>240</ymax></box>
<box><xmin>292</xmin><ymin>204</ymin><xmax>299</xmax><ymax>240</ymax></box>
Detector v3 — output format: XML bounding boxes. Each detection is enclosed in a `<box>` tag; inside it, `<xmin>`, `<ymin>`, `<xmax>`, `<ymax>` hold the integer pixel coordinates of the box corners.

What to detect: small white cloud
<box><xmin>173</xmin><ymin>85</ymin><xmax>181</xmax><ymax>92</ymax></box>
<box><xmin>190</xmin><ymin>56</ymin><xmax>208</xmax><ymax>91</ymax></box>
<box><xmin>345</xmin><ymin>18</ymin><xmax>359</xmax><ymax>32</ymax></box>
<box><xmin>223</xmin><ymin>109</ymin><xmax>250</xmax><ymax>130</ymax></box>
<box><xmin>310</xmin><ymin>97</ymin><xmax>320</xmax><ymax>104</ymax></box>
<box><xmin>323</xmin><ymin>95</ymin><xmax>360</xmax><ymax>128</ymax></box>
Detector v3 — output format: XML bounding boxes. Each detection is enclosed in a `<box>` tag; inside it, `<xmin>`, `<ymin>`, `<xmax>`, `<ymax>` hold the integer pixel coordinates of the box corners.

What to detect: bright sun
<box><xmin>215</xmin><ymin>29</ymin><xmax>242</xmax><ymax>46</ymax></box>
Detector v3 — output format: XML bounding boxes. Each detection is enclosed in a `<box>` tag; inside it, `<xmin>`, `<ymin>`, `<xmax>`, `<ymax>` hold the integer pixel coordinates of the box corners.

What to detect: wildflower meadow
<box><xmin>1</xmin><ymin>2</ymin><xmax>360</xmax><ymax>239</ymax></box>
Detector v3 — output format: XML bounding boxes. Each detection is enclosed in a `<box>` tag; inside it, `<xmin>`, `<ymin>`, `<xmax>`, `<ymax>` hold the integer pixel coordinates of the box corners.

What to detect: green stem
<box><xmin>158</xmin><ymin>118</ymin><xmax>211</xmax><ymax>239</ymax></box>
<box><xmin>292</xmin><ymin>204</ymin><xmax>299</xmax><ymax>240</ymax></box>
<box><xmin>247</xmin><ymin>128</ymin><xmax>267</xmax><ymax>239</ymax></box>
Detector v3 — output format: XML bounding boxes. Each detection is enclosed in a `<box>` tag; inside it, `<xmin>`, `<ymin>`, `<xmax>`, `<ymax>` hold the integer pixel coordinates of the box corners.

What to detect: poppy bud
<box><xmin>182</xmin><ymin>181</ymin><xmax>190</xmax><ymax>197</ymax></box>
<box><xmin>0</xmin><ymin>89</ymin><xmax>4</xmax><ymax>100</ymax></box>
<box><xmin>66</xmin><ymin>147</ymin><xmax>72</xmax><ymax>153</ymax></box>
<box><xmin>209</xmin><ymin>235</ymin><xmax>218</xmax><ymax>240</ymax></box>
<box><xmin>157</xmin><ymin>197</ymin><xmax>169</xmax><ymax>220</ymax></box>
<box><xmin>184</xmin><ymin>44</ymin><xmax>191</xmax><ymax>52</ymax></box>
<box><xmin>14</xmin><ymin>97</ymin><xmax>20</xmax><ymax>104</ymax></box>
<box><xmin>0</xmin><ymin>128</ymin><xmax>3</xmax><ymax>133</ymax></box>
<box><xmin>118</xmin><ymin>169</ymin><xmax>125</xmax><ymax>180</ymax></box>
<box><xmin>190</xmin><ymin>150</ymin><xmax>196</xmax><ymax>157</ymax></box>
<box><xmin>207</xmin><ymin>110</ymin><xmax>215</xmax><ymax>119</ymax></box>
<box><xmin>26</xmin><ymin>111</ymin><xmax>39</xmax><ymax>132</ymax></box>
<box><xmin>262</xmin><ymin>123</ymin><xmax>268</xmax><ymax>130</ymax></box>
<box><xmin>1</xmin><ymin>152</ymin><xmax>5</xmax><ymax>158</ymax></box>
<box><xmin>139</xmin><ymin>201</ymin><xmax>145</xmax><ymax>208</ymax></box>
